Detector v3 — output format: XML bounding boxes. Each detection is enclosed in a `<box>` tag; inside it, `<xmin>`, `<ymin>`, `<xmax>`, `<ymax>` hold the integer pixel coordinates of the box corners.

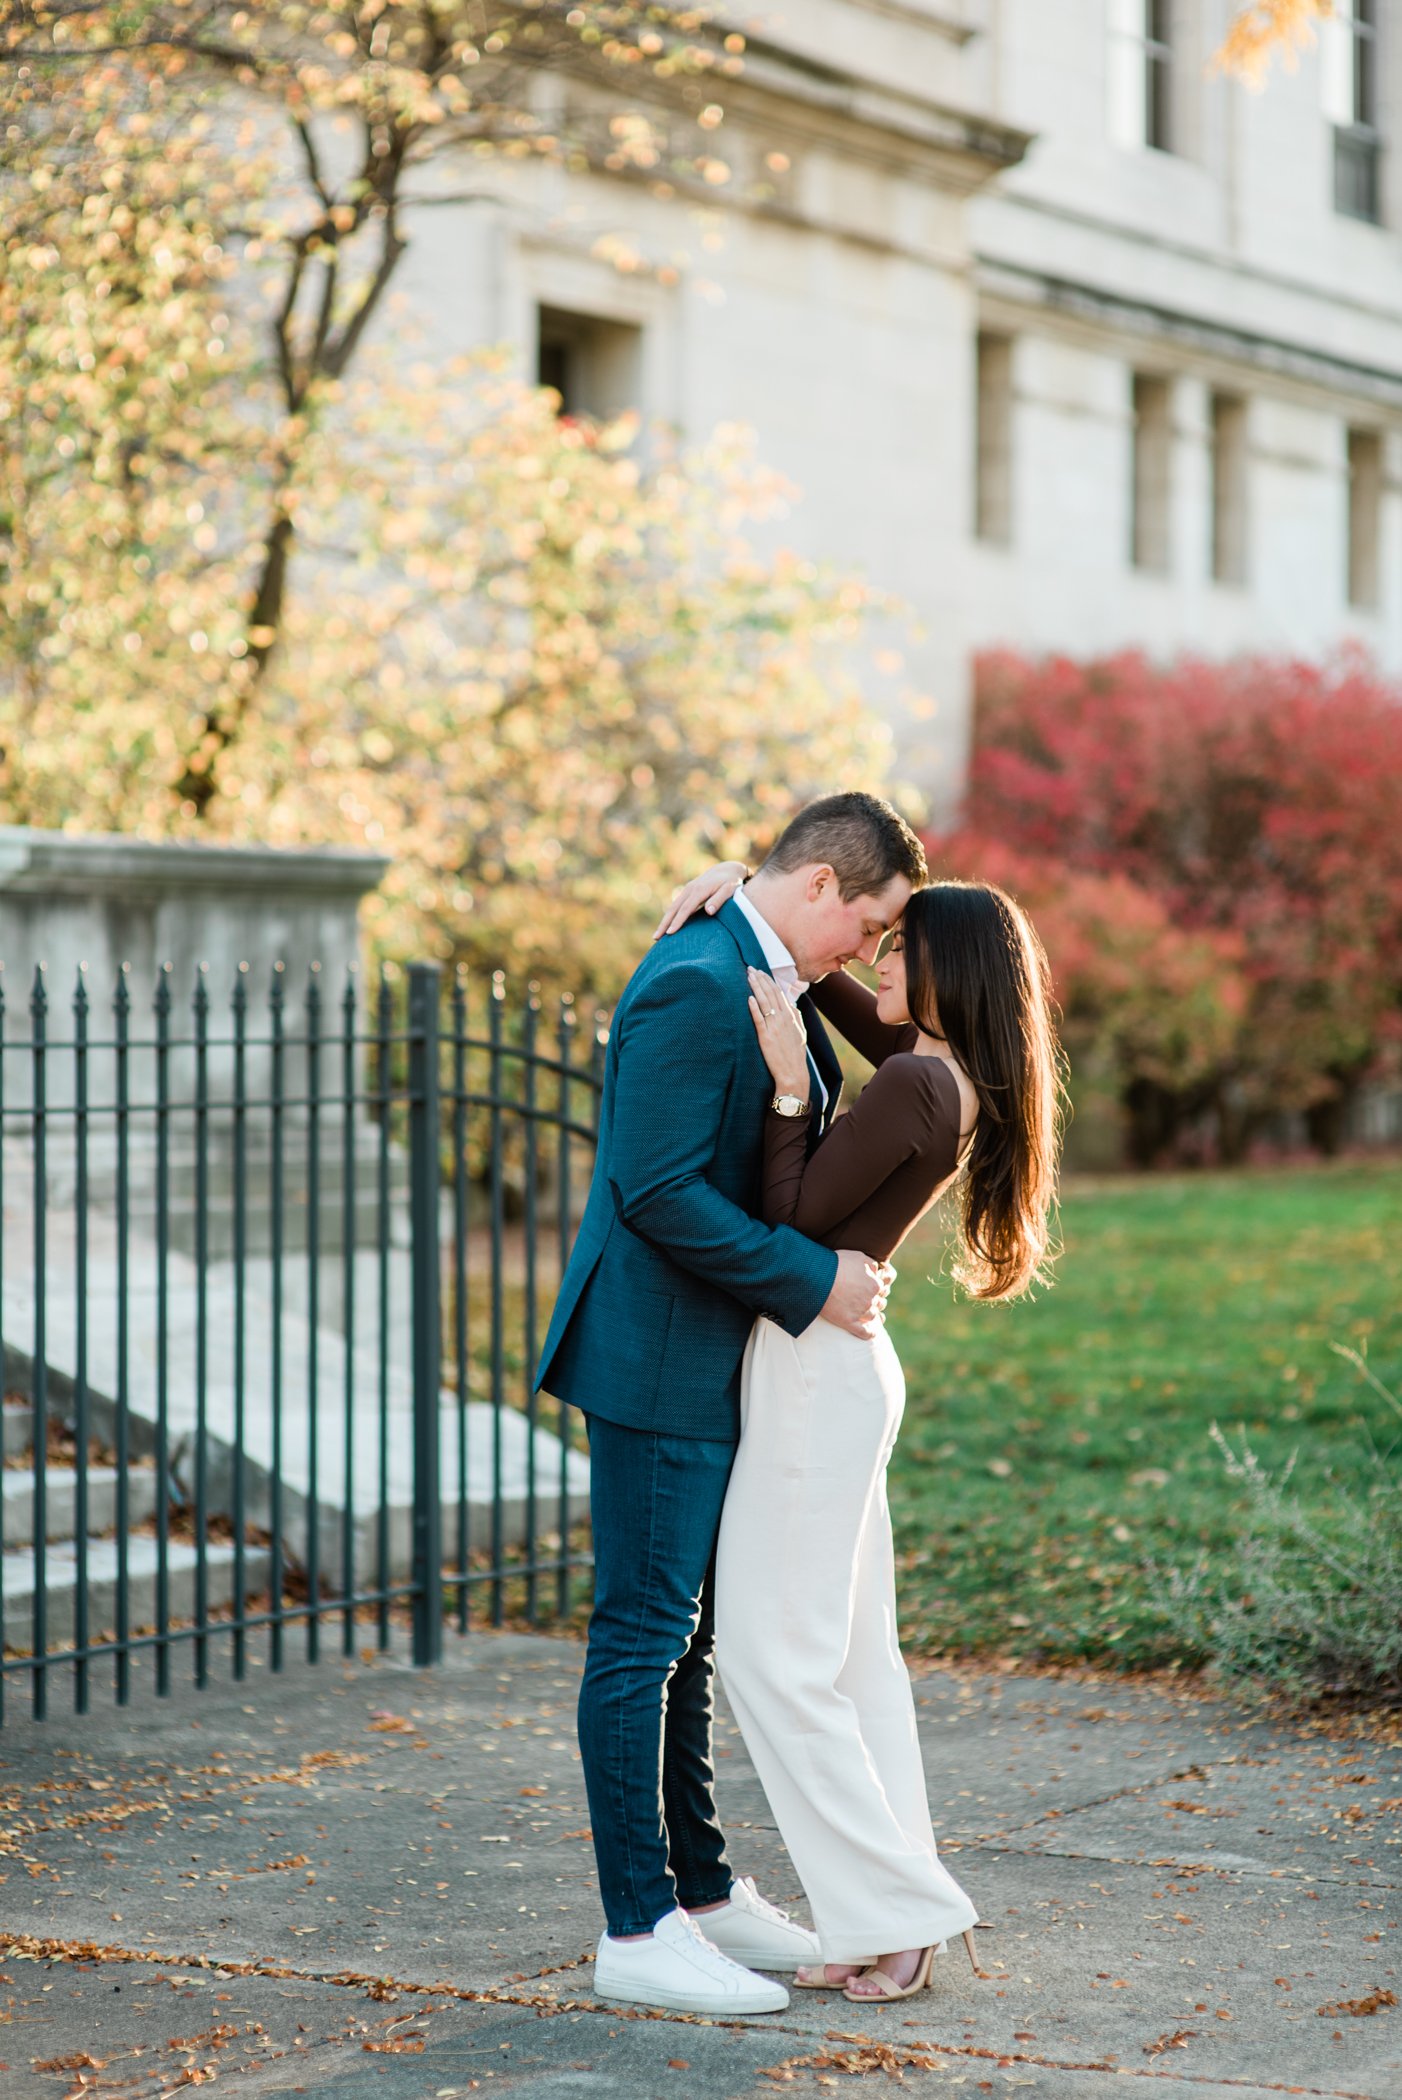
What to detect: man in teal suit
<box><xmin>536</xmin><ymin>793</ymin><xmax>926</xmax><ymax>2014</ymax></box>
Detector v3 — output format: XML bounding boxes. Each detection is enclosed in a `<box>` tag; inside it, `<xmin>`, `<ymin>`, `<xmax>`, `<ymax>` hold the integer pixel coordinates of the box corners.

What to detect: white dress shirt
<box><xmin>733</xmin><ymin>883</ymin><xmax>829</xmax><ymax>1114</ymax></box>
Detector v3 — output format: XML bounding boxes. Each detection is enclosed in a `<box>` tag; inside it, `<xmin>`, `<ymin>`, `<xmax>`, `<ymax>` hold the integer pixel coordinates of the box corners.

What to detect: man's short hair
<box><xmin>759</xmin><ymin>792</ymin><xmax>927</xmax><ymax>900</ymax></box>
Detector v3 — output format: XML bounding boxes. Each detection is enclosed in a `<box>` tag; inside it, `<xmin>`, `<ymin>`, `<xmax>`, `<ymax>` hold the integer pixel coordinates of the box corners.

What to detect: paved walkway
<box><xmin>0</xmin><ymin>1633</ymin><xmax>1396</xmax><ymax>2098</ymax></box>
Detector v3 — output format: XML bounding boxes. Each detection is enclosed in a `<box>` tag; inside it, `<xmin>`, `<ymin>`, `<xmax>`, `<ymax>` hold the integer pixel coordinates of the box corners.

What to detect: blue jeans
<box><xmin>578</xmin><ymin>1415</ymin><xmax>737</xmax><ymax>1937</ymax></box>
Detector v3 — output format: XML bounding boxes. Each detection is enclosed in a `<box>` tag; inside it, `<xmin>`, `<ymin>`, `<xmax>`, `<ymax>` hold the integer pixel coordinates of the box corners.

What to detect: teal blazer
<box><xmin>535</xmin><ymin>899</ymin><xmax>842</xmax><ymax>1441</ymax></box>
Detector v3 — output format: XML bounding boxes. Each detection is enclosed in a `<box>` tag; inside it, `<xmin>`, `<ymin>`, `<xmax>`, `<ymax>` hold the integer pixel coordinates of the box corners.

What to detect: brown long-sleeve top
<box><xmin>761</xmin><ymin>970</ymin><xmax>966</xmax><ymax>1262</ymax></box>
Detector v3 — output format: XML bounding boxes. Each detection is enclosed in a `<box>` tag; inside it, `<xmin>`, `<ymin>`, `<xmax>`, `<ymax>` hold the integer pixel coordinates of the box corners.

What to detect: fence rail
<box><xmin>0</xmin><ymin>958</ymin><xmax>605</xmax><ymax>1723</ymax></box>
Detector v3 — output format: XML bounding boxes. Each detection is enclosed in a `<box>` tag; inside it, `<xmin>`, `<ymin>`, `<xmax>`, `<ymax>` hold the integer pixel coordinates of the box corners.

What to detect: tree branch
<box><xmin>291</xmin><ymin>112</ymin><xmax>334</xmax><ymax>212</ymax></box>
<box><xmin>315</xmin><ymin>117</ymin><xmax>412</xmax><ymax>381</ymax></box>
<box><xmin>270</xmin><ymin>239</ymin><xmax>308</xmax><ymax>412</ymax></box>
<box><xmin>303</xmin><ymin>243</ymin><xmax>341</xmax><ymax>390</ymax></box>
<box><xmin>320</xmin><ymin>206</ymin><xmax>406</xmax><ymax>380</ymax></box>
<box><xmin>7</xmin><ymin>34</ymin><xmax>262</xmax><ymax>66</ymax></box>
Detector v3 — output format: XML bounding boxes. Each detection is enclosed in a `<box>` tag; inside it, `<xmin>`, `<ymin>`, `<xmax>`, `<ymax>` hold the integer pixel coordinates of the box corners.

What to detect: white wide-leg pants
<box><xmin>714</xmin><ymin>1315</ymin><xmax>978</xmax><ymax>1963</ymax></box>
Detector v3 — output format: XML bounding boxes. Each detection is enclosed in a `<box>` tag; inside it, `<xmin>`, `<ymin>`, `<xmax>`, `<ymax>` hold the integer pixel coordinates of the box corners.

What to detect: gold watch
<box><xmin>771</xmin><ymin>1093</ymin><xmax>811</xmax><ymax>1119</ymax></box>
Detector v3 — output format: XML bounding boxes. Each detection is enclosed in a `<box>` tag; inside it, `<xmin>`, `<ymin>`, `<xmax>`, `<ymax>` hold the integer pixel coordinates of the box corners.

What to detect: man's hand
<box><xmin>819</xmin><ymin>1250</ymin><xmax>894</xmax><ymax>1337</ymax></box>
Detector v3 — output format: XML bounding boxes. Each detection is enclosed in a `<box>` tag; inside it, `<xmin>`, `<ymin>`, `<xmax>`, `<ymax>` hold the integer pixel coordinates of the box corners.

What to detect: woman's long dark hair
<box><xmin>899</xmin><ymin>880</ymin><xmax>1063</xmax><ymax>1301</ymax></box>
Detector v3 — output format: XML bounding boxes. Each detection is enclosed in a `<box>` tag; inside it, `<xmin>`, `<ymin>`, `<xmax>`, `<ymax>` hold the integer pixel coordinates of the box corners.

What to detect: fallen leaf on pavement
<box><xmin>1316</xmin><ymin>1989</ymin><xmax>1396</xmax><ymax>2017</ymax></box>
<box><xmin>1144</xmin><ymin>2029</ymin><xmax>1196</xmax><ymax>2056</ymax></box>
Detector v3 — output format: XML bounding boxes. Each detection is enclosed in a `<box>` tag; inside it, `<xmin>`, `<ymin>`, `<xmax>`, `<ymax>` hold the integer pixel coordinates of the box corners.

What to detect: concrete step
<box><xmin>3</xmin><ymin>1401</ymin><xmax>30</xmax><ymax>1460</ymax></box>
<box><xmin>1</xmin><ymin>1168</ymin><xmax>589</xmax><ymax>1591</ymax></box>
<box><xmin>1</xmin><ymin>1534</ymin><xmax>273</xmax><ymax>1650</ymax></box>
<box><xmin>2</xmin><ymin>1464</ymin><xmax>159</xmax><ymax>1547</ymax></box>
<box><xmin>34</xmin><ymin>1128</ymin><xmax>414</xmax><ymax>1260</ymax></box>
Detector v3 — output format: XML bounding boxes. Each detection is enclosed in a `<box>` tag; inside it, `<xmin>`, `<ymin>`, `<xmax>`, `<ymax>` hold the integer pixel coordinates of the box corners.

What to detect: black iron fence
<box><xmin>0</xmin><ymin>960</ymin><xmax>605</xmax><ymax>1723</ymax></box>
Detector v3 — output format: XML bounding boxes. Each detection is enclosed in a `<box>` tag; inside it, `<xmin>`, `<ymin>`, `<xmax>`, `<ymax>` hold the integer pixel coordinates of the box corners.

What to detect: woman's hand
<box><xmin>747</xmin><ymin>968</ymin><xmax>811</xmax><ymax>1098</ymax></box>
<box><xmin>653</xmin><ymin>860</ymin><xmax>749</xmax><ymax>941</ymax></box>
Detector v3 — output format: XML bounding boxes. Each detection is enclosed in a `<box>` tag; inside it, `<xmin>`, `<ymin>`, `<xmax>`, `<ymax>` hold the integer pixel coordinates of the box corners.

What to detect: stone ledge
<box><xmin>0</xmin><ymin>827</ymin><xmax>390</xmax><ymax>901</ymax></box>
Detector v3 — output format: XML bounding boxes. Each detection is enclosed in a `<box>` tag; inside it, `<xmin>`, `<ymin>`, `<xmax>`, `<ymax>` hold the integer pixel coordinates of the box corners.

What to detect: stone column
<box><xmin>0</xmin><ymin>829</ymin><xmax>392</xmax><ymax>1272</ymax></box>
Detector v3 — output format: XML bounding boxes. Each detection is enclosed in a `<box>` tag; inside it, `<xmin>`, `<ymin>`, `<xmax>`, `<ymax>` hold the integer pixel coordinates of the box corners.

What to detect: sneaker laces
<box><xmin>668</xmin><ymin>1909</ymin><xmax>754</xmax><ymax>1979</ymax></box>
<box><xmin>734</xmin><ymin>1875</ymin><xmax>793</xmax><ymax>1926</ymax></box>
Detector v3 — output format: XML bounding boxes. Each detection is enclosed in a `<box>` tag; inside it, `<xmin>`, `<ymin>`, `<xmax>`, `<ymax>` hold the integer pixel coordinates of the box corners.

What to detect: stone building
<box><xmin>383</xmin><ymin>0</ymin><xmax>1402</xmax><ymax>808</ymax></box>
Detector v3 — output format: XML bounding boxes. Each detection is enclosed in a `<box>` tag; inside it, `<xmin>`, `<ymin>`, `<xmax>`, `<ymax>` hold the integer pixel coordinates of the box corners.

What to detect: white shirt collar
<box><xmin>733</xmin><ymin>882</ymin><xmax>801</xmax><ymax>986</ymax></box>
<box><xmin>734</xmin><ymin>883</ymin><xmax>825</xmax><ymax>1111</ymax></box>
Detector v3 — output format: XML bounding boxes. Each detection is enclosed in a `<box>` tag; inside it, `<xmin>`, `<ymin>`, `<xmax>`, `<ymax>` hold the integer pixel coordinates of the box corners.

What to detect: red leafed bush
<box><xmin>932</xmin><ymin>650</ymin><xmax>1402</xmax><ymax>1162</ymax></box>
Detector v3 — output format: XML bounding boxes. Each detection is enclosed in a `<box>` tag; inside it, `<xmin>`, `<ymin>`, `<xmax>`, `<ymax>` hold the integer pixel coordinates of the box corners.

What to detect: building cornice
<box><xmin>559</xmin><ymin>22</ymin><xmax>1027</xmax><ymax>196</ymax></box>
<box><xmin>819</xmin><ymin>0</ymin><xmax>978</xmax><ymax>43</ymax></box>
<box><xmin>978</xmin><ymin>190</ymin><xmax>1402</xmax><ymax>343</ymax></box>
<box><xmin>724</xmin><ymin>34</ymin><xmax>1028</xmax><ymax>190</ymax></box>
<box><xmin>978</xmin><ymin>258</ymin><xmax>1402</xmax><ymax>415</ymax></box>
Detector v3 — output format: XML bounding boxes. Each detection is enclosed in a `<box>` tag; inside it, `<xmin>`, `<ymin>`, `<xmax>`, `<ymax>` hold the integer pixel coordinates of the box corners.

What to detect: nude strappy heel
<box><xmin>842</xmin><ymin>1944</ymin><xmax>936</xmax><ymax>2002</ymax></box>
<box><xmin>958</xmin><ymin>1927</ymin><xmax>989</xmax><ymax>1978</ymax></box>
<box><xmin>842</xmin><ymin>1929</ymin><xmax>987</xmax><ymax>2002</ymax></box>
<box><xmin>793</xmin><ymin>1962</ymin><xmax>870</xmax><ymax>1989</ymax></box>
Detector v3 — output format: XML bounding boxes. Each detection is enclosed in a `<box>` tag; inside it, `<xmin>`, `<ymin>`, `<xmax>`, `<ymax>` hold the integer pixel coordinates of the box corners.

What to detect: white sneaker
<box><xmin>688</xmin><ymin>1875</ymin><xmax>822</xmax><ymax>1972</ymax></box>
<box><xmin>593</xmin><ymin>1907</ymin><xmax>790</xmax><ymax>2014</ymax></box>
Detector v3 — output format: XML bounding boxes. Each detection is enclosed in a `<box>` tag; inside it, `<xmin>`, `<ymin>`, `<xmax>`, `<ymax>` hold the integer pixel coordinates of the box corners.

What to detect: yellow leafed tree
<box><xmin>1</xmin><ymin>5</ymin><xmax>911</xmax><ymax>990</ymax></box>
<box><xmin>1217</xmin><ymin>1</ymin><xmax>1333</xmax><ymax>82</ymax></box>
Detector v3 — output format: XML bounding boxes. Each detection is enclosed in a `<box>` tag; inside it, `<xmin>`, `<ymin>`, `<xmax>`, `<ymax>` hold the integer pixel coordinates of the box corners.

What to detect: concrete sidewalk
<box><xmin>0</xmin><ymin>1633</ymin><xmax>1396</xmax><ymax>2098</ymax></box>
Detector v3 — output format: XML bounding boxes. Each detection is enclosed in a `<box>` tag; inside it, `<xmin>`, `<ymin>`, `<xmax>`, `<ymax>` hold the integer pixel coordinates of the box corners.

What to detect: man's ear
<box><xmin>806</xmin><ymin>863</ymin><xmax>836</xmax><ymax>902</ymax></box>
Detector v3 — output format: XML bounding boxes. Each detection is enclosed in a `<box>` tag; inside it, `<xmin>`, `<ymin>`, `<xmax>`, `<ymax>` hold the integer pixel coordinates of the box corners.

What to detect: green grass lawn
<box><xmin>886</xmin><ymin>1161</ymin><xmax>1402</xmax><ymax>1672</ymax></box>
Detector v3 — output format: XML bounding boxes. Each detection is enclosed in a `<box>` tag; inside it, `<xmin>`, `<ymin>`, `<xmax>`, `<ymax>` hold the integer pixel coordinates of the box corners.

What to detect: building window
<box><xmin>536</xmin><ymin>306</ymin><xmax>643</xmax><ymax>419</ymax></box>
<box><xmin>974</xmin><ymin>333</ymin><xmax>1013</xmax><ymax>546</ymax></box>
<box><xmin>1323</xmin><ymin>2</ymin><xmax>1382</xmax><ymax>224</ymax></box>
<box><xmin>1347</xmin><ymin>428</ymin><xmax>1382</xmax><ymax>609</ymax></box>
<box><xmin>1209</xmin><ymin>393</ymin><xmax>1248</xmax><ymax>586</ymax></box>
<box><xmin>1108</xmin><ymin>0</ymin><xmax>1173</xmax><ymax>153</ymax></box>
<box><xmin>1130</xmin><ymin>373</ymin><xmax>1173</xmax><ymax>573</ymax></box>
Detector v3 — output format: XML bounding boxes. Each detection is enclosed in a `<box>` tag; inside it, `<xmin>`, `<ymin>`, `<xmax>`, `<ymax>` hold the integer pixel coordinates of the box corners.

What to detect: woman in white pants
<box><xmin>661</xmin><ymin>865</ymin><xmax>1062</xmax><ymax>2004</ymax></box>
